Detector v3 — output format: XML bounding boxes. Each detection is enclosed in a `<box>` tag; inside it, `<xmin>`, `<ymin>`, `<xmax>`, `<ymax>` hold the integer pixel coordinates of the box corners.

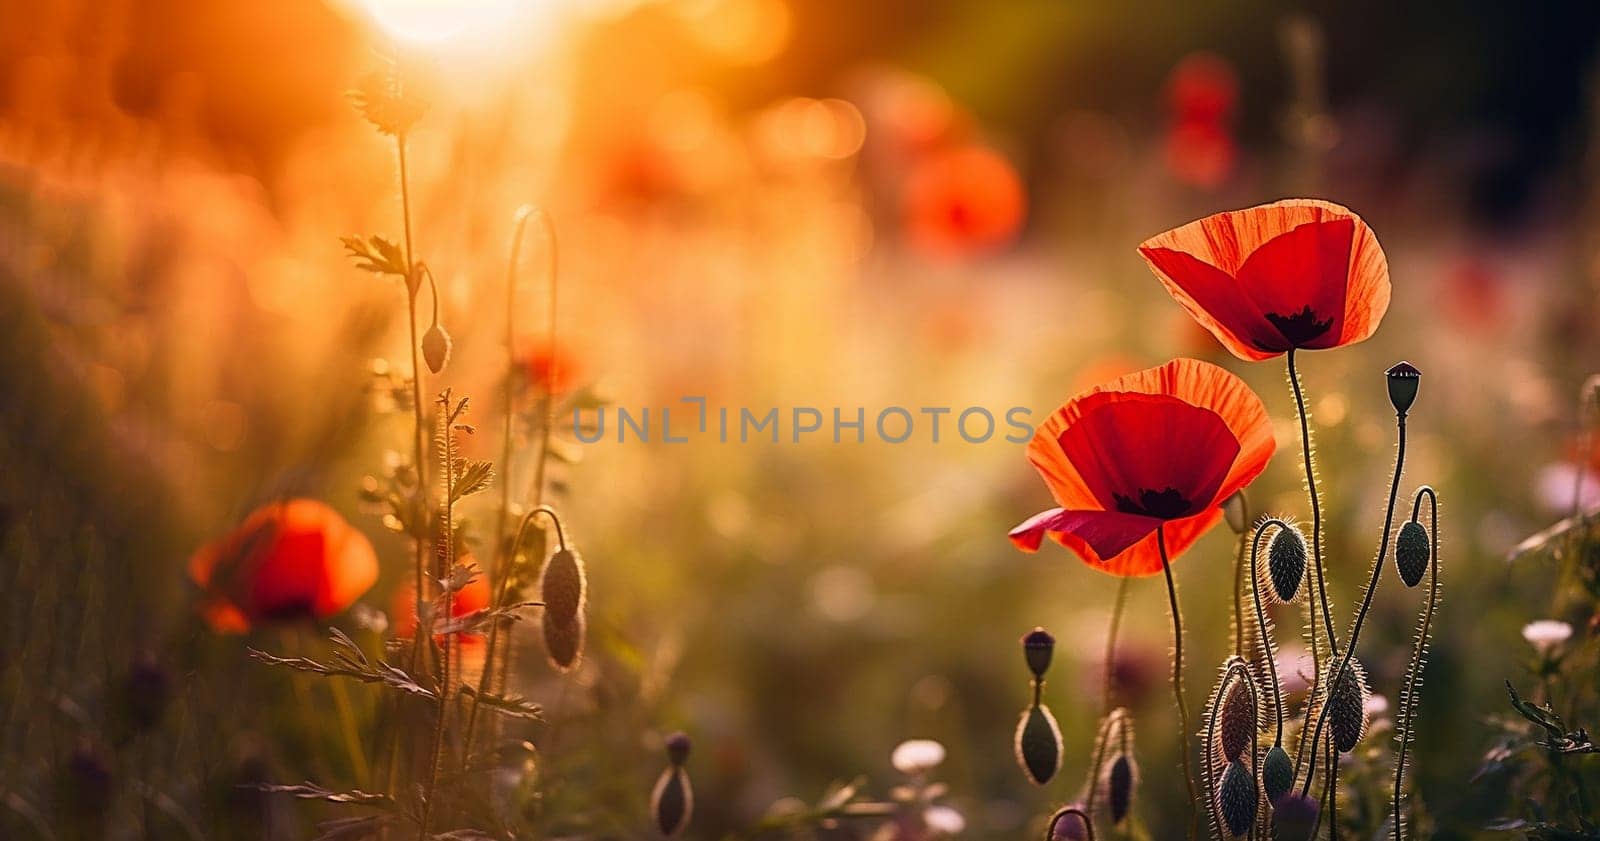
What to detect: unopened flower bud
<box><xmin>665</xmin><ymin>732</ymin><xmax>691</xmax><ymax>767</ymax></box>
<box><xmin>1328</xmin><ymin>658</ymin><xmax>1371</xmax><ymax>753</ymax></box>
<box><xmin>541</xmin><ymin>547</ymin><xmax>586</xmax><ymax>625</ymax></box>
<box><xmin>1395</xmin><ymin>520</ymin><xmax>1430</xmax><ymax>588</ymax></box>
<box><xmin>1262</xmin><ymin>744</ymin><xmax>1293</xmax><ymax>804</ymax></box>
<box><xmin>1015</xmin><ymin>703</ymin><xmax>1063</xmax><ymax>785</ymax></box>
<box><xmin>422</xmin><ymin>323</ymin><xmax>452</xmax><ymax>374</ymax></box>
<box><xmin>1022</xmin><ymin>628</ymin><xmax>1054</xmax><ymax>679</ymax></box>
<box><xmin>1272</xmin><ymin>793</ymin><xmax>1320</xmax><ymax>840</ymax></box>
<box><xmin>1267</xmin><ymin>525</ymin><xmax>1308</xmax><ymax>603</ymax></box>
<box><xmin>1386</xmin><ymin>361</ymin><xmax>1421</xmax><ymax>417</ymax></box>
<box><xmin>1219</xmin><ymin>678</ymin><xmax>1257</xmax><ymax>763</ymax></box>
<box><xmin>1222</xmin><ymin>491</ymin><xmax>1248</xmax><ymax>534</ymax></box>
<box><xmin>1218</xmin><ymin>760</ymin><xmax>1257</xmax><ymax>837</ymax></box>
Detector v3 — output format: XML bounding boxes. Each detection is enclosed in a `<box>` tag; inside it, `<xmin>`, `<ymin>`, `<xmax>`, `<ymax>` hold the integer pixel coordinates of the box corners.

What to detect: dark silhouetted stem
<box><xmin>1286</xmin><ymin>349</ymin><xmax>1338</xmax><ymax>653</ymax></box>
<box><xmin>1084</xmin><ymin>579</ymin><xmax>1128</xmax><ymax>817</ymax></box>
<box><xmin>1302</xmin><ymin>415</ymin><xmax>1407</xmax><ymax>796</ymax></box>
<box><xmin>1157</xmin><ymin>526</ymin><xmax>1199</xmax><ymax>839</ymax></box>
<box><xmin>1249</xmin><ymin>518</ymin><xmax>1293</xmax><ymax>745</ymax></box>
<box><xmin>1393</xmin><ymin>486</ymin><xmax>1438</xmax><ymax>841</ymax></box>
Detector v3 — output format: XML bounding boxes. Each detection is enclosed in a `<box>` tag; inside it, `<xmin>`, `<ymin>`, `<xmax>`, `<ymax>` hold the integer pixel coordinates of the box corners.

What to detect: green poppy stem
<box><xmin>1156</xmin><ymin>526</ymin><xmax>1199</xmax><ymax>840</ymax></box>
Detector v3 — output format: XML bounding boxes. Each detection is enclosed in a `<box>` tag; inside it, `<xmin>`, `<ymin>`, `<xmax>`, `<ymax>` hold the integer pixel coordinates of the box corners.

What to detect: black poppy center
<box><xmin>258</xmin><ymin>597</ymin><xmax>317</xmax><ymax>621</ymax></box>
<box><xmin>1259</xmin><ymin>305</ymin><xmax>1333</xmax><ymax>348</ymax></box>
<box><xmin>1113</xmin><ymin>487</ymin><xmax>1195</xmax><ymax>519</ymax></box>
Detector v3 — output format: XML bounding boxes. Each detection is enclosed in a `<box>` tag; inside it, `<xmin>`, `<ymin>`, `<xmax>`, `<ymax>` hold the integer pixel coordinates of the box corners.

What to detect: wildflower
<box><xmin>1010</xmin><ymin>358</ymin><xmax>1275</xmax><ymax>575</ymax></box>
<box><xmin>891</xmin><ymin>739</ymin><xmax>947</xmax><ymax>776</ymax></box>
<box><xmin>1522</xmin><ymin>619</ymin><xmax>1573</xmax><ymax>655</ymax></box>
<box><xmin>902</xmin><ymin>144</ymin><xmax>1026</xmax><ymax>259</ymax></box>
<box><xmin>1162</xmin><ymin>54</ymin><xmax>1239</xmax><ymax>188</ymax></box>
<box><xmin>652</xmin><ymin>732</ymin><xmax>693</xmax><ymax>837</ymax></box>
<box><xmin>188</xmin><ymin>499</ymin><xmax>378</xmax><ymax>632</ymax></box>
<box><xmin>922</xmin><ymin>805</ymin><xmax>965</xmax><ymax>836</ymax></box>
<box><xmin>1138</xmin><ymin>200</ymin><xmax>1391</xmax><ymax>361</ymax></box>
<box><xmin>522</xmin><ymin>341</ymin><xmax>581</xmax><ymax>396</ymax></box>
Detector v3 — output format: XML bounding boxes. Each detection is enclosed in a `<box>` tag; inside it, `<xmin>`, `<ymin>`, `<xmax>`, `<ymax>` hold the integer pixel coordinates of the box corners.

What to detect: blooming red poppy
<box><xmin>188</xmin><ymin>499</ymin><xmax>378</xmax><ymax>633</ymax></box>
<box><xmin>1010</xmin><ymin>359</ymin><xmax>1275</xmax><ymax>576</ymax></box>
<box><xmin>902</xmin><ymin>144</ymin><xmax>1026</xmax><ymax>259</ymax></box>
<box><xmin>1138</xmin><ymin>200</ymin><xmax>1390</xmax><ymax>361</ymax></box>
<box><xmin>523</xmin><ymin>341</ymin><xmax>581</xmax><ymax>396</ymax></box>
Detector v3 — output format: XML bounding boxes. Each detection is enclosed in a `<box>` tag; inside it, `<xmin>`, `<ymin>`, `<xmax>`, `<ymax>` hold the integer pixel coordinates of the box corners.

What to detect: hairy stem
<box><xmin>1302</xmin><ymin>415</ymin><xmax>1407</xmax><ymax>795</ymax></box>
<box><xmin>1157</xmin><ymin>527</ymin><xmax>1199</xmax><ymax>839</ymax></box>
<box><xmin>1249</xmin><ymin>519</ymin><xmax>1292</xmax><ymax>745</ymax></box>
<box><xmin>418</xmin><ymin>399</ymin><xmax>458</xmax><ymax>839</ymax></box>
<box><xmin>1084</xmin><ymin>580</ymin><xmax>1127</xmax><ymax>817</ymax></box>
<box><xmin>1393</xmin><ymin>487</ymin><xmax>1439</xmax><ymax>841</ymax></box>
<box><xmin>1286</xmin><ymin>349</ymin><xmax>1338</xmax><ymax>653</ymax></box>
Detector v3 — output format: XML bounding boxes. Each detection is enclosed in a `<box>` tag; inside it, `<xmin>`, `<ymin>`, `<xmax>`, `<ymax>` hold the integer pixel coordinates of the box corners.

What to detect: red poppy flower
<box><xmin>1138</xmin><ymin>200</ymin><xmax>1391</xmax><ymax>361</ymax></box>
<box><xmin>1165</xmin><ymin>53</ymin><xmax>1239</xmax><ymax>125</ymax></box>
<box><xmin>522</xmin><ymin>341</ymin><xmax>581</xmax><ymax>396</ymax></box>
<box><xmin>902</xmin><ymin>144</ymin><xmax>1026</xmax><ymax>259</ymax></box>
<box><xmin>1010</xmin><ymin>359</ymin><xmax>1275</xmax><ymax>576</ymax></box>
<box><xmin>189</xmin><ymin>499</ymin><xmax>378</xmax><ymax>633</ymax></box>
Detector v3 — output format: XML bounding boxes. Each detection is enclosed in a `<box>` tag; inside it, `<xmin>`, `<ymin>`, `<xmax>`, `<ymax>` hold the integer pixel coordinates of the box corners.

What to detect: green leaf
<box><xmin>452</xmin><ymin>459</ymin><xmax>494</xmax><ymax>501</ymax></box>
<box><xmin>341</xmin><ymin>235</ymin><xmax>408</xmax><ymax>277</ymax></box>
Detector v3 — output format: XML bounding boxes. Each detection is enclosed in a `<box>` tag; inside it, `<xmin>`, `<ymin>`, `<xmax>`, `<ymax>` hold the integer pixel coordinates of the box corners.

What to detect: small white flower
<box><xmin>1522</xmin><ymin>620</ymin><xmax>1574</xmax><ymax>654</ymax></box>
<box><xmin>923</xmin><ymin>805</ymin><xmax>965</xmax><ymax>836</ymax></box>
<box><xmin>891</xmin><ymin>739</ymin><xmax>946</xmax><ymax>775</ymax></box>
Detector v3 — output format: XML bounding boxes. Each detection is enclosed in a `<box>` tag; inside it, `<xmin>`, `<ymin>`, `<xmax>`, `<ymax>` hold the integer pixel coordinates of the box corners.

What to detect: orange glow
<box><xmin>354</xmin><ymin>0</ymin><xmax>527</xmax><ymax>43</ymax></box>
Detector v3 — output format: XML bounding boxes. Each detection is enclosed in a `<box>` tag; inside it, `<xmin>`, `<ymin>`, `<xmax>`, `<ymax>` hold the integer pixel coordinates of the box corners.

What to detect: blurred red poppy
<box><xmin>902</xmin><ymin>144</ymin><xmax>1026</xmax><ymax>258</ymax></box>
<box><xmin>1010</xmin><ymin>359</ymin><xmax>1274</xmax><ymax>576</ymax></box>
<box><xmin>391</xmin><ymin>559</ymin><xmax>492</xmax><ymax>646</ymax></box>
<box><xmin>1166</xmin><ymin>53</ymin><xmax>1239</xmax><ymax>125</ymax></box>
<box><xmin>523</xmin><ymin>341</ymin><xmax>581</xmax><ymax>395</ymax></box>
<box><xmin>1138</xmin><ymin>200</ymin><xmax>1391</xmax><ymax>361</ymax></box>
<box><xmin>189</xmin><ymin>499</ymin><xmax>378</xmax><ymax>633</ymax></box>
<box><xmin>1164</xmin><ymin>120</ymin><xmax>1237</xmax><ymax>188</ymax></box>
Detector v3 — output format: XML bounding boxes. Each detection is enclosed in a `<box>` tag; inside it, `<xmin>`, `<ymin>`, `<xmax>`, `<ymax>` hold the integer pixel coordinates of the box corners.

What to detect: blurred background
<box><xmin>3</xmin><ymin>1</ymin><xmax>1600</xmax><ymax>839</ymax></box>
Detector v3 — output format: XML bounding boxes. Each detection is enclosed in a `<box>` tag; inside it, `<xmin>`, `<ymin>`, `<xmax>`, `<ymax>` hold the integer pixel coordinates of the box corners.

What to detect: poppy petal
<box><xmin>1048</xmin><ymin>509</ymin><xmax>1226</xmax><ymax>577</ymax></box>
<box><xmin>1139</xmin><ymin>246</ymin><xmax>1285</xmax><ymax>359</ymax></box>
<box><xmin>1009</xmin><ymin>507</ymin><xmax>1163</xmax><ymax>559</ymax></box>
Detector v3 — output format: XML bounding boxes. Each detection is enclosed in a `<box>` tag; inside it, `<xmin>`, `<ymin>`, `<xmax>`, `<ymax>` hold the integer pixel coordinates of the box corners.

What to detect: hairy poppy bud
<box><xmin>422</xmin><ymin>323</ymin><xmax>452</xmax><ymax>374</ymax></box>
<box><xmin>651</xmin><ymin>763</ymin><xmax>693</xmax><ymax>837</ymax></box>
<box><xmin>1219</xmin><ymin>678</ymin><xmax>1256</xmax><ymax>762</ymax></box>
<box><xmin>541</xmin><ymin>547</ymin><xmax>586</xmax><ymax>625</ymax></box>
<box><xmin>1015</xmin><ymin>703</ymin><xmax>1063</xmax><ymax>785</ymax></box>
<box><xmin>1106</xmin><ymin>753</ymin><xmax>1137</xmax><ymax>825</ymax></box>
<box><xmin>1272</xmin><ymin>792</ymin><xmax>1320</xmax><ymax>840</ymax></box>
<box><xmin>1386</xmin><ymin>361</ymin><xmax>1421</xmax><ymax>417</ymax></box>
<box><xmin>1267</xmin><ymin>525</ymin><xmax>1307</xmax><ymax>603</ymax></box>
<box><xmin>1328</xmin><ymin>658</ymin><xmax>1371</xmax><ymax>753</ymax></box>
<box><xmin>1218</xmin><ymin>759</ymin><xmax>1257</xmax><ymax>837</ymax></box>
<box><xmin>1049</xmin><ymin>805</ymin><xmax>1089</xmax><ymax>841</ymax></box>
<box><xmin>1395</xmin><ymin>520</ymin><xmax>1430</xmax><ymax>588</ymax></box>
<box><xmin>1022</xmin><ymin>628</ymin><xmax>1055</xmax><ymax>679</ymax></box>
<box><xmin>1222</xmin><ymin>491</ymin><xmax>1247</xmax><ymax>534</ymax></box>
<box><xmin>542</xmin><ymin>612</ymin><xmax>584</xmax><ymax>673</ymax></box>
<box><xmin>1262</xmin><ymin>744</ymin><xmax>1293</xmax><ymax>804</ymax></box>
<box><xmin>665</xmin><ymin>732</ymin><xmax>691</xmax><ymax>766</ymax></box>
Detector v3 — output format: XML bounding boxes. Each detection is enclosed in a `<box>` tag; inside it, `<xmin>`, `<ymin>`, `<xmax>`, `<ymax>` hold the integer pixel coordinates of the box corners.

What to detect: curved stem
<box><xmin>1085</xmin><ymin>579</ymin><xmax>1128</xmax><ymax>818</ymax></box>
<box><xmin>1287</xmin><ymin>349</ymin><xmax>1338</xmax><ymax>653</ymax></box>
<box><xmin>1157</xmin><ymin>526</ymin><xmax>1199</xmax><ymax>839</ymax></box>
<box><xmin>1301</xmin><ymin>415</ymin><xmax>1407</xmax><ymax>795</ymax></box>
<box><xmin>492</xmin><ymin>207</ymin><xmax>540</xmax><ymax>601</ymax></box>
<box><xmin>1392</xmin><ymin>486</ymin><xmax>1438</xmax><ymax>841</ymax></box>
<box><xmin>1046</xmin><ymin>806</ymin><xmax>1096</xmax><ymax>841</ymax></box>
<box><xmin>1084</xmin><ymin>710</ymin><xmax>1118</xmax><ymax>816</ymax></box>
<box><xmin>1292</xmin><ymin>588</ymin><xmax>1321</xmax><ymax>783</ymax></box>
<box><xmin>1249</xmin><ymin>518</ymin><xmax>1292</xmax><ymax>745</ymax></box>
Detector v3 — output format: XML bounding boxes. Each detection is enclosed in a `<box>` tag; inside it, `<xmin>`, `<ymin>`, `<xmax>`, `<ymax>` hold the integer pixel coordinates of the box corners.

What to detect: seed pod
<box><xmin>1271</xmin><ymin>792</ymin><xmax>1320</xmax><ymax>841</ymax></box>
<box><xmin>665</xmin><ymin>732</ymin><xmax>691</xmax><ymax>766</ymax></box>
<box><xmin>1222</xmin><ymin>491</ymin><xmax>1247</xmax><ymax>534</ymax></box>
<box><xmin>1385</xmin><ymin>361</ymin><xmax>1421</xmax><ymax>417</ymax></box>
<box><xmin>1327</xmin><ymin>658</ymin><xmax>1371</xmax><ymax>753</ymax></box>
<box><xmin>541</xmin><ymin>547</ymin><xmax>586</xmax><ymax>625</ymax></box>
<box><xmin>1022</xmin><ymin>628</ymin><xmax>1055</xmax><ymax>679</ymax></box>
<box><xmin>542</xmin><ymin>611</ymin><xmax>584</xmax><ymax>672</ymax></box>
<box><xmin>1267</xmin><ymin>526</ymin><xmax>1307</xmax><ymax>603</ymax></box>
<box><xmin>1219</xmin><ymin>678</ymin><xmax>1256</xmax><ymax>762</ymax></box>
<box><xmin>421</xmin><ymin>323</ymin><xmax>452</xmax><ymax>374</ymax></box>
<box><xmin>1395</xmin><ymin>520</ymin><xmax>1430</xmax><ymax>588</ymax></box>
<box><xmin>1261</xmin><ymin>744</ymin><xmax>1293</xmax><ymax>804</ymax></box>
<box><xmin>1217</xmin><ymin>759</ymin><xmax>1257</xmax><ymax>837</ymax></box>
<box><xmin>1106</xmin><ymin>753</ymin><xmax>1136</xmax><ymax>825</ymax></box>
<box><xmin>651</xmin><ymin>764</ymin><xmax>693</xmax><ymax>837</ymax></box>
<box><xmin>1014</xmin><ymin>703</ymin><xmax>1062</xmax><ymax>785</ymax></box>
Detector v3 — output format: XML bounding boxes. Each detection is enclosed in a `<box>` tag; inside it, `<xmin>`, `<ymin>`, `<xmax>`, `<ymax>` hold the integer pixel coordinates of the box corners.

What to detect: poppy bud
<box><xmin>665</xmin><ymin>732</ymin><xmax>691</xmax><ymax>767</ymax></box>
<box><xmin>1217</xmin><ymin>759</ymin><xmax>1257</xmax><ymax>837</ymax></box>
<box><xmin>542</xmin><ymin>612</ymin><xmax>584</xmax><ymax>673</ymax></box>
<box><xmin>1385</xmin><ymin>361</ymin><xmax>1421</xmax><ymax>417</ymax></box>
<box><xmin>1222</xmin><ymin>491</ymin><xmax>1247</xmax><ymax>534</ymax></box>
<box><xmin>1022</xmin><ymin>628</ymin><xmax>1054</xmax><ymax>679</ymax></box>
<box><xmin>1262</xmin><ymin>744</ymin><xmax>1293</xmax><ymax>804</ymax></box>
<box><xmin>1049</xmin><ymin>805</ymin><xmax>1089</xmax><ymax>841</ymax></box>
<box><xmin>1106</xmin><ymin>753</ymin><xmax>1137</xmax><ymax>825</ymax></box>
<box><xmin>1219</xmin><ymin>678</ymin><xmax>1256</xmax><ymax>762</ymax></box>
<box><xmin>422</xmin><ymin>323</ymin><xmax>452</xmax><ymax>374</ymax></box>
<box><xmin>1328</xmin><ymin>658</ymin><xmax>1371</xmax><ymax>753</ymax></box>
<box><xmin>1271</xmin><ymin>793</ymin><xmax>1320</xmax><ymax>840</ymax></box>
<box><xmin>651</xmin><ymin>763</ymin><xmax>693</xmax><ymax>837</ymax></box>
<box><xmin>1266</xmin><ymin>525</ymin><xmax>1307</xmax><ymax>604</ymax></box>
<box><xmin>1014</xmin><ymin>703</ymin><xmax>1063</xmax><ymax>785</ymax></box>
<box><xmin>1395</xmin><ymin>520</ymin><xmax>1430</xmax><ymax>588</ymax></box>
<box><xmin>541</xmin><ymin>547</ymin><xmax>586</xmax><ymax>625</ymax></box>
<box><xmin>122</xmin><ymin>651</ymin><xmax>171</xmax><ymax>731</ymax></box>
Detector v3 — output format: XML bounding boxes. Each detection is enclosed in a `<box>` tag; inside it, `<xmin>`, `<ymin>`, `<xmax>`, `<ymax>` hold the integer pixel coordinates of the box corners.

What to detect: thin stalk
<box><xmin>396</xmin><ymin>131</ymin><xmax>430</xmax><ymax>684</ymax></box>
<box><xmin>1249</xmin><ymin>519</ymin><xmax>1292</xmax><ymax>745</ymax></box>
<box><xmin>1233</xmin><ymin>532</ymin><xmax>1248</xmax><ymax>659</ymax></box>
<box><xmin>1286</xmin><ymin>349</ymin><xmax>1338</xmax><ymax>653</ymax></box>
<box><xmin>418</xmin><ymin>398</ymin><xmax>458</xmax><ymax>839</ymax></box>
<box><xmin>329</xmin><ymin>677</ymin><xmax>370</xmax><ymax>785</ymax></box>
<box><xmin>1156</xmin><ymin>526</ymin><xmax>1198</xmax><ymax>839</ymax></box>
<box><xmin>1046</xmin><ymin>805</ymin><xmax>1096</xmax><ymax>841</ymax></box>
<box><xmin>1203</xmin><ymin>661</ymin><xmax>1261</xmax><ymax>841</ymax></box>
<box><xmin>1084</xmin><ymin>578</ymin><xmax>1128</xmax><ymax>818</ymax></box>
<box><xmin>1083</xmin><ymin>711</ymin><xmax>1120</xmax><ymax>820</ymax></box>
<box><xmin>1393</xmin><ymin>487</ymin><xmax>1439</xmax><ymax>841</ymax></box>
<box><xmin>1301</xmin><ymin>415</ymin><xmax>1407</xmax><ymax>796</ymax></box>
<box><xmin>1292</xmin><ymin>584</ymin><xmax>1320</xmax><ymax>783</ymax></box>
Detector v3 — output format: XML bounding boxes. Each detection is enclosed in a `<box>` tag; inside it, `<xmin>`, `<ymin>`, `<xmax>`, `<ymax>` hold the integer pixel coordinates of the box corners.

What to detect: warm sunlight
<box><xmin>354</xmin><ymin>0</ymin><xmax>528</xmax><ymax>42</ymax></box>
